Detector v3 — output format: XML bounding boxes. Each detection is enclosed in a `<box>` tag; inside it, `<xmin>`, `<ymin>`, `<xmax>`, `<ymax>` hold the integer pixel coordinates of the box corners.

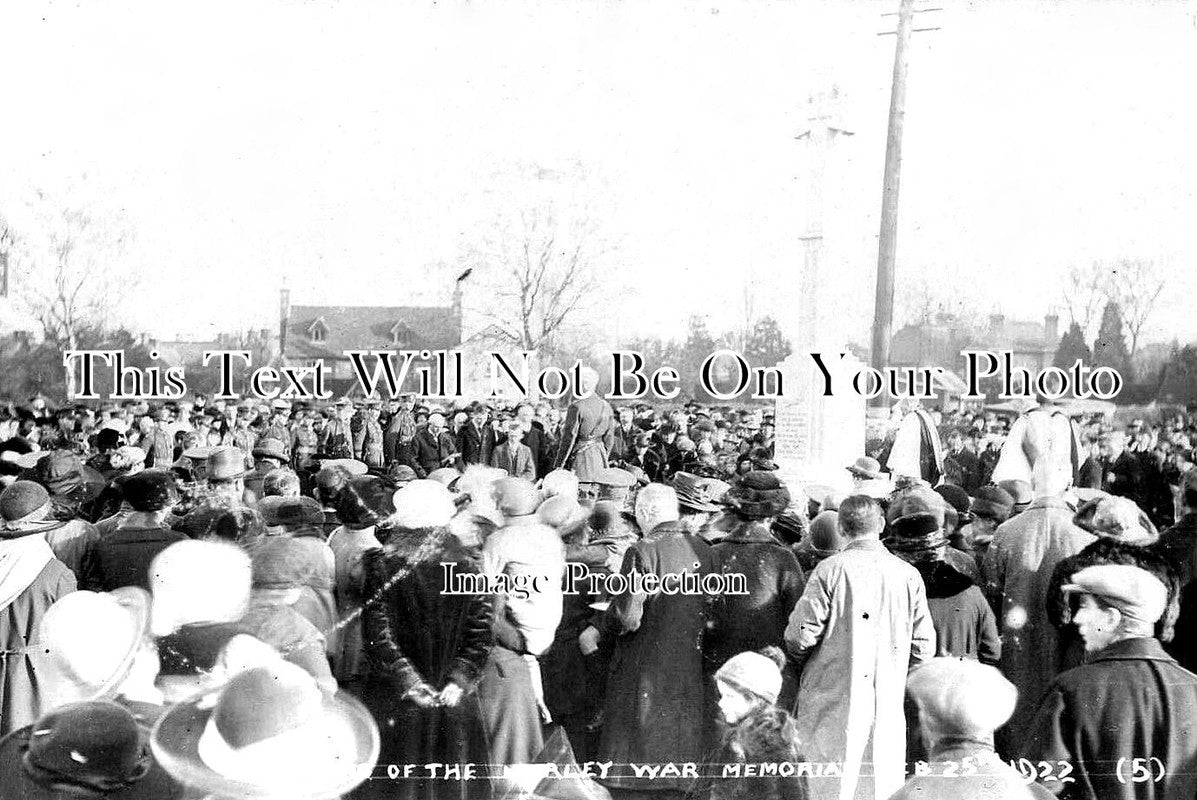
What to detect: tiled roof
<box><xmin>284</xmin><ymin>304</ymin><xmax>461</xmax><ymax>358</ymax></box>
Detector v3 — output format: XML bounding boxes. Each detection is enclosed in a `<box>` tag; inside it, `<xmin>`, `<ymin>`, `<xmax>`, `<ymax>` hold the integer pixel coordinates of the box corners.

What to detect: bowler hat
<box><xmin>205</xmin><ymin>448</ymin><xmax>248</xmax><ymax>481</ymax></box>
<box><xmin>0</xmin><ymin>701</ymin><xmax>179</xmax><ymax>800</ymax></box>
<box><xmin>151</xmin><ymin>663</ymin><xmax>378</xmax><ymax>800</ymax></box>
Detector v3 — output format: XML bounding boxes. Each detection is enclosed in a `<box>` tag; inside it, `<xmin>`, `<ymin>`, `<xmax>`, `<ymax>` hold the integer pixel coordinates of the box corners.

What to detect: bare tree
<box><xmin>468</xmin><ymin>206</ymin><xmax>604</xmax><ymax>353</ymax></box>
<box><xmin>1106</xmin><ymin>258</ymin><xmax>1166</xmax><ymax>362</ymax></box>
<box><xmin>895</xmin><ymin>271</ymin><xmax>986</xmax><ymax>330</ymax></box>
<box><xmin>1062</xmin><ymin>262</ymin><xmax>1113</xmax><ymax>340</ymax></box>
<box><xmin>1063</xmin><ymin>259</ymin><xmax>1166</xmax><ymax>362</ymax></box>
<box><xmin>9</xmin><ymin>191</ymin><xmax>135</xmax><ymax>396</ymax></box>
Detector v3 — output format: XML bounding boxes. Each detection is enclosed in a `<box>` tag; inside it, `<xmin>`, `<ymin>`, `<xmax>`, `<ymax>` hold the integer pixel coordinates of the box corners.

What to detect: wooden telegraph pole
<box><xmin>870</xmin><ymin>0</ymin><xmax>939</xmax><ymax>403</ymax></box>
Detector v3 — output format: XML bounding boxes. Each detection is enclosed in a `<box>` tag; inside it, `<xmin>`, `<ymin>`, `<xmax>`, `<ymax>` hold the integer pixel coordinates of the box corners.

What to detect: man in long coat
<box><xmin>982</xmin><ymin>492</ymin><xmax>1095</xmax><ymax>751</ymax></box>
<box><xmin>555</xmin><ymin>367</ymin><xmax>615</xmax><ymax>492</ymax></box>
<box><xmin>1025</xmin><ymin>563</ymin><xmax>1197</xmax><ymax>800</ymax></box>
<box><xmin>595</xmin><ymin>484</ymin><xmax>713</xmax><ymax>800</ymax></box>
<box><xmin>352</xmin><ymin>401</ymin><xmax>386</xmax><ymax>468</ymax></box>
<box><xmin>784</xmin><ymin>494</ymin><xmax>936</xmax><ymax>800</ymax></box>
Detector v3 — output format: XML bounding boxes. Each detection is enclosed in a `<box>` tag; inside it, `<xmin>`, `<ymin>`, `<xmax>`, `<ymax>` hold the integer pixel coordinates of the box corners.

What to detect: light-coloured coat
<box><xmin>784</xmin><ymin>537</ymin><xmax>936</xmax><ymax>800</ymax></box>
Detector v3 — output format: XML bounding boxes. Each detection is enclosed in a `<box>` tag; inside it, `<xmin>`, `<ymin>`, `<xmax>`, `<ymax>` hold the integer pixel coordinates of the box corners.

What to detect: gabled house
<box><xmin>276</xmin><ymin>289</ymin><xmax>464</xmax><ymax>395</ymax></box>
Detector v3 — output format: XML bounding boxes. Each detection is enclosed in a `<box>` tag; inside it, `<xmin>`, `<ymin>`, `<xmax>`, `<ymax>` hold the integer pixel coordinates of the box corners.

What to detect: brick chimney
<box><xmin>1044</xmin><ymin>311</ymin><xmax>1059</xmax><ymax>345</ymax></box>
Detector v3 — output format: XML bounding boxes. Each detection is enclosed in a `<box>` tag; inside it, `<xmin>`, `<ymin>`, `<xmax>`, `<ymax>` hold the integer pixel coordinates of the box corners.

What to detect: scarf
<box><xmin>0</xmin><ymin>533</ymin><xmax>54</xmax><ymax>614</ymax></box>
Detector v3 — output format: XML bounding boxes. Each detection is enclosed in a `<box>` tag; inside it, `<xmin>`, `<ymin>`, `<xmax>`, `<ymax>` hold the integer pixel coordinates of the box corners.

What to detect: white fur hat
<box><xmin>149</xmin><ymin>540</ymin><xmax>251</xmax><ymax>637</ymax></box>
<box><xmin>391</xmin><ymin>480</ymin><xmax>457</xmax><ymax>529</ymax></box>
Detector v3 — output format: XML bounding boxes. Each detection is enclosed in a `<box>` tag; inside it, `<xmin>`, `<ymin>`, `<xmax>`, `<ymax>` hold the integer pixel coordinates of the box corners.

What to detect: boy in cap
<box><xmin>1026</xmin><ymin>564</ymin><xmax>1197</xmax><ymax>800</ymax></box>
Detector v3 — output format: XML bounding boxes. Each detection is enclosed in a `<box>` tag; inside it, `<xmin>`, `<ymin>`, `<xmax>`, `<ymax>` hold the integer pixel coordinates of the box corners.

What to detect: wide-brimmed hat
<box><xmin>317</xmin><ymin>458</ymin><xmax>368</xmax><ymax>477</ymax></box>
<box><xmin>205</xmin><ymin>447</ymin><xmax>248</xmax><ymax>481</ymax></box>
<box><xmin>38</xmin><ymin>587</ymin><xmax>152</xmax><ymax>707</ymax></box>
<box><xmin>150</xmin><ymin>662</ymin><xmax>378</xmax><ymax>800</ymax></box>
<box><xmin>1073</xmin><ymin>496</ymin><xmax>1158</xmax><ymax>545</ymax></box>
<box><xmin>0</xmin><ymin>480</ymin><xmax>51</xmax><ymax>523</ymax></box>
<box><xmin>252</xmin><ymin>439</ymin><xmax>288</xmax><ymax>462</ymax></box>
<box><xmin>846</xmin><ymin>456</ymin><xmax>885</xmax><ymax>480</ymax></box>
<box><xmin>0</xmin><ymin>701</ymin><xmax>180</xmax><ymax>800</ymax></box>
<box><xmin>724</xmin><ymin>471</ymin><xmax>791</xmax><ymax>519</ymax></box>
<box><xmin>493</xmin><ymin>477</ymin><xmax>541</xmax><ymax>518</ymax></box>
<box><xmin>671</xmin><ymin>472</ymin><xmax>723</xmax><ymax>513</ymax></box>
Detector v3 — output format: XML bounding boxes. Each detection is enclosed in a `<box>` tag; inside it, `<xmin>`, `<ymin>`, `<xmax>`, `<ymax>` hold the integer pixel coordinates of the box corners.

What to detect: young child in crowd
<box><xmin>709</xmin><ymin>646</ymin><xmax>806</xmax><ymax>800</ymax></box>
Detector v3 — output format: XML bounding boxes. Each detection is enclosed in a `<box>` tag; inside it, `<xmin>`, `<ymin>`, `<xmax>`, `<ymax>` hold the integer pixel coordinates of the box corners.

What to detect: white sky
<box><xmin>2</xmin><ymin>0</ymin><xmax>1195</xmax><ymax>348</ymax></box>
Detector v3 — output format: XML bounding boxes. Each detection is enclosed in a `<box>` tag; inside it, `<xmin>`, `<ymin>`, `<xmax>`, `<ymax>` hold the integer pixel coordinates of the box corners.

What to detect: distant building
<box><xmin>890</xmin><ymin>312</ymin><xmax>1060</xmax><ymax>374</ymax></box>
<box><xmin>275</xmin><ymin>283</ymin><xmax>540</xmax><ymax>400</ymax></box>
<box><xmin>152</xmin><ymin>330</ymin><xmax>275</xmax><ymax>373</ymax></box>
<box><xmin>276</xmin><ymin>287</ymin><xmax>466</xmax><ymax>396</ymax></box>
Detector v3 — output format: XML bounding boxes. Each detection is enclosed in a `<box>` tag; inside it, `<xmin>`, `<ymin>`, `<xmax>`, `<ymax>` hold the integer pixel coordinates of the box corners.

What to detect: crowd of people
<box><xmin>0</xmin><ymin>376</ymin><xmax>1196</xmax><ymax>800</ymax></box>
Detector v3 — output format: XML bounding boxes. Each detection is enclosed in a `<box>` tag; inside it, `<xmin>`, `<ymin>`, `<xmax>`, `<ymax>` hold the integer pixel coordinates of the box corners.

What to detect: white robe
<box><xmin>991</xmin><ymin>408</ymin><xmax>1080</xmax><ymax>498</ymax></box>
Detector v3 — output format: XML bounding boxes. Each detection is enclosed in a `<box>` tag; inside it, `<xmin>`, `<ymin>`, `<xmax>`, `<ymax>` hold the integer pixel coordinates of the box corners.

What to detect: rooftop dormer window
<box><xmin>309</xmin><ymin>318</ymin><xmax>328</xmax><ymax>343</ymax></box>
<box><xmin>391</xmin><ymin>320</ymin><xmax>412</xmax><ymax>348</ymax></box>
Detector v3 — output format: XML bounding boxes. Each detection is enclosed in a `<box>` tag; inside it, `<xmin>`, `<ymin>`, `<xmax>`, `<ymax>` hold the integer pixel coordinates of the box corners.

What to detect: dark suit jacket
<box><xmin>520</xmin><ymin>422</ymin><xmax>549</xmax><ymax>480</ymax></box>
<box><xmin>457</xmin><ymin>422</ymin><xmax>496</xmax><ymax>466</ymax></box>
<box><xmin>412</xmin><ymin>428</ymin><xmax>459</xmax><ymax>475</ymax></box>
